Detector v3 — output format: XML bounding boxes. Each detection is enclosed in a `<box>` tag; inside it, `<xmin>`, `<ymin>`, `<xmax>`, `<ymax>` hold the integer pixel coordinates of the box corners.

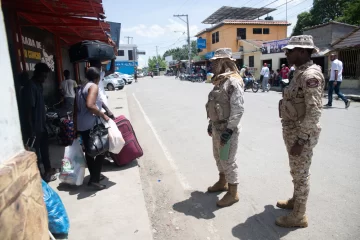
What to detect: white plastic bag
<box><xmin>108</xmin><ymin>119</ymin><xmax>125</xmax><ymax>154</ymax></box>
<box><xmin>59</xmin><ymin>139</ymin><xmax>86</xmax><ymax>186</ymax></box>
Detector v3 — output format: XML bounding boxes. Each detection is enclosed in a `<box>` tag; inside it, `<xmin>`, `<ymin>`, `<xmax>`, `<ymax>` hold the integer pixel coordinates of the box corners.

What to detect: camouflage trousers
<box><xmin>283</xmin><ymin>128</ymin><xmax>320</xmax><ymax>204</ymax></box>
<box><xmin>212</xmin><ymin>129</ymin><xmax>240</xmax><ymax>184</ymax></box>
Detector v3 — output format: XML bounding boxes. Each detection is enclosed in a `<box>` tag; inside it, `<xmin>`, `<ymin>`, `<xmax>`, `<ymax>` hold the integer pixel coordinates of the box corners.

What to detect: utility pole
<box><xmin>124</xmin><ymin>36</ymin><xmax>133</xmax><ymax>44</ymax></box>
<box><xmin>286</xmin><ymin>0</ymin><xmax>288</xmax><ymax>21</ymax></box>
<box><xmin>156</xmin><ymin>46</ymin><xmax>159</xmax><ymax>76</ymax></box>
<box><xmin>173</xmin><ymin>14</ymin><xmax>191</xmax><ymax>74</ymax></box>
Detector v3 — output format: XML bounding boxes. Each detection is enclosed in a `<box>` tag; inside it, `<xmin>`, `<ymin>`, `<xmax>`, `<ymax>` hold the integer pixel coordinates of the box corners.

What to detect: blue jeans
<box><xmin>328</xmin><ymin>81</ymin><xmax>347</xmax><ymax>105</ymax></box>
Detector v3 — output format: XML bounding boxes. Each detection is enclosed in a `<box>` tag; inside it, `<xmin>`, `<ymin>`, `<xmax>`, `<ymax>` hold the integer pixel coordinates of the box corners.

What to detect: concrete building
<box><xmin>115</xmin><ymin>44</ymin><xmax>138</xmax><ymax>74</ymax></box>
<box><xmin>260</xmin><ymin>38</ymin><xmax>289</xmax><ymax>73</ymax></box>
<box><xmin>329</xmin><ymin>27</ymin><xmax>360</xmax><ymax>89</ymax></box>
<box><xmin>196</xmin><ymin>19</ymin><xmax>290</xmax><ymax>60</ymax></box>
<box><xmin>108</xmin><ymin>21</ymin><xmax>121</xmax><ymax>48</ymax></box>
<box><xmin>303</xmin><ymin>21</ymin><xmax>357</xmax><ymax>78</ymax></box>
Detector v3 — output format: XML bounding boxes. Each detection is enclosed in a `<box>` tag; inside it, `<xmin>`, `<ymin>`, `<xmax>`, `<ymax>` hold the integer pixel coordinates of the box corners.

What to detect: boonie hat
<box><xmin>282</xmin><ymin>35</ymin><xmax>319</xmax><ymax>54</ymax></box>
<box><xmin>210</xmin><ymin>48</ymin><xmax>235</xmax><ymax>61</ymax></box>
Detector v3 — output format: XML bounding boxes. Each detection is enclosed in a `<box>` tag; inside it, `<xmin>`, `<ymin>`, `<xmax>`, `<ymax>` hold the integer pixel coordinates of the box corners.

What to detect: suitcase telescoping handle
<box><xmin>26</xmin><ymin>136</ymin><xmax>36</xmax><ymax>149</ymax></box>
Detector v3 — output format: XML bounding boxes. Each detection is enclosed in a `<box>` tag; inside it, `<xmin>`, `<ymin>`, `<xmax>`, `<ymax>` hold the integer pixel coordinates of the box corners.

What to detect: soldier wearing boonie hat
<box><xmin>276</xmin><ymin>35</ymin><xmax>325</xmax><ymax>228</ymax></box>
<box><xmin>205</xmin><ymin>48</ymin><xmax>245</xmax><ymax>208</ymax></box>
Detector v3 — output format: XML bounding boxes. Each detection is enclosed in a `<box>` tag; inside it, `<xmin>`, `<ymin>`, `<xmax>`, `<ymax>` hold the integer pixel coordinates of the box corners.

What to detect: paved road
<box><xmin>125</xmin><ymin>76</ymin><xmax>360</xmax><ymax>240</ymax></box>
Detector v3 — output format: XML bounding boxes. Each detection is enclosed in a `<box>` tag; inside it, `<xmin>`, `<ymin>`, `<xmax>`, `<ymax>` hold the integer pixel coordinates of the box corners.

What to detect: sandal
<box><xmin>88</xmin><ymin>182</ymin><xmax>106</xmax><ymax>190</ymax></box>
<box><xmin>44</xmin><ymin>173</ymin><xmax>57</xmax><ymax>183</ymax></box>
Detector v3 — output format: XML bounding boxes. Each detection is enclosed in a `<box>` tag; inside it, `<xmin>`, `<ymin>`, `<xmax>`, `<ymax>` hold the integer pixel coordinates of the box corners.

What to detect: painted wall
<box><xmin>0</xmin><ymin>10</ymin><xmax>24</xmax><ymax>164</ymax></box>
<box><xmin>117</xmin><ymin>44</ymin><xmax>138</xmax><ymax>61</ymax></box>
<box><xmin>199</xmin><ymin>24</ymin><xmax>288</xmax><ymax>55</ymax></box>
<box><xmin>260</xmin><ymin>52</ymin><xmax>286</xmax><ymax>71</ymax></box>
<box><xmin>61</xmin><ymin>47</ymin><xmax>75</xmax><ymax>81</ymax></box>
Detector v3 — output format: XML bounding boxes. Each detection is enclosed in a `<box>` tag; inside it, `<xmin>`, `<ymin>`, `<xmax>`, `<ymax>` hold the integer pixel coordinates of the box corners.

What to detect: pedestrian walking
<box><xmin>260</xmin><ymin>63</ymin><xmax>270</xmax><ymax>92</ymax></box>
<box><xmin>205</xmin><ymin>48</ymin><xmax>245</xmax><ymax>208</ymax></box>
<box><xmin>277</xmin><ymin>35</ymin><xmax>325</xmax><ymax>228</ymax></box>
<box><xmin>61</xmin><ymin>70</ymin><xmax>77</xmax><ymax>112</ymax></box>
<box><xmin>324</xmin><ymin>54</ymin><xmax>351</xmax><ymax>108</ymax></box>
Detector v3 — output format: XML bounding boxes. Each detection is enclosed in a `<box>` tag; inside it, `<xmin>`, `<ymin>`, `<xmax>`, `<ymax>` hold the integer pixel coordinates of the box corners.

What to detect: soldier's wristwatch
<box><xmin>297</xmin><ymin>138</ymin><xmax>307</xmax><ymax>146</ymax></box>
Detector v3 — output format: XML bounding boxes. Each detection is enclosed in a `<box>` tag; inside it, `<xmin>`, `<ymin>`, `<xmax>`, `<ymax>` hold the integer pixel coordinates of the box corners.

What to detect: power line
<box><xmin>174</xmin><ymin>0</ymin><xmax>191</xmax><ymax>14</ymax></box>
<box><xmin>276</xmin><ymin>0</ymin><xmax>311</xmax><ymax>15</ymax></box>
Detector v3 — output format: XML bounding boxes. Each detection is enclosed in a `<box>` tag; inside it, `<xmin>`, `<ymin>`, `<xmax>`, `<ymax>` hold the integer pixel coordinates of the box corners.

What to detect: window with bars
<box><xmin>118</xmin><ymin>50</ymin><xmax>124</xmax><ymax>56</ymax></box>
<box><xmin>339</xmin><ymin>49</ymin><xmax>360</xmax><ymax>79</ymax></box>
<box><xmin>212</xmin><ymin>31</ymin><xmax>219</xmax><ymax>44</ymax></box>
<box><xmin>249</xmin><ymin>56</ymin><xmax>254</xmax><ymax>67</ymax></box>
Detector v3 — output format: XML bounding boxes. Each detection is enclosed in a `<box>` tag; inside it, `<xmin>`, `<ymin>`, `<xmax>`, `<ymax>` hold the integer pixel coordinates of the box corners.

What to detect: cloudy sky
<box><xmin>103</xmin><ymin>0</ymin><xmax>313</xmax><ymax>67</ymax></box>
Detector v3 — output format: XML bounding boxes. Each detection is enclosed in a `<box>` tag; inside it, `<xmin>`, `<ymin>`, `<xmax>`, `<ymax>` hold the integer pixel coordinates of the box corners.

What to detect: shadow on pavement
<box><xmin>172</xmin><ymin>191</ymin><xmax>221</xmax><ymax>219</ymax></box>
<box><xmin>232</xmin><ymin>205</ymin><xmax>297</xmax><ymax>240</ymax></box>
<box><xmin>101</xmin><ymin>158</ymin><xmax>139</xmax><ymax>172</ymax></box>
<box><xmin>57</xmin><ymin>176</ymin><xmax>116</xmax><ymax>200</ymax></box>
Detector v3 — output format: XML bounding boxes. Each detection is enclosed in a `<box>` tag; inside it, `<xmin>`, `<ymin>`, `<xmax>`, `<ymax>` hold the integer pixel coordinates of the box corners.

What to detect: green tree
<box><xmin>292</xmin><ymin>12</ymin><xmax>314</xmax><ymax>36</ymax></box>
<box><xmin>291</xmin><ymin>0</ymin><xmax>358</xmax><ymax>35</ymax></box>
<box><xmin>310</xmin><ymin>0</ymin><xmax>350</xmax><ymax>24</ymax></box>
<box><xmin>148</xmin><ymin>56</ymin><xmax>166</xmax><ymax>72</ymax></box>
<box><xmin>336</xmin><ymin>0</ymin><xmax>360</xmax><ymax>25</ymax></box>
<box><xmin>163</xmin><ymin>40</ymin><xmax>198</xmax><ymax>60</ymax></box>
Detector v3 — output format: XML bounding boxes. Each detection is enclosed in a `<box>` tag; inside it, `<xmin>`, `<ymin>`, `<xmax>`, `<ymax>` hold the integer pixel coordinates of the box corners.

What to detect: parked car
<box><xmin>138</xmin><ymin>72</ymin><xmax>144</xmax><ymax>78</ymax></box>
<box><xmin>103</xmin><ymin>73</ymin><xmax>125</xmax><ymax>91</ymax></box>
<box><xmin>117</xmin><ymin>72</ymin><xmax>134</xmax><ymax>84</ymax></box>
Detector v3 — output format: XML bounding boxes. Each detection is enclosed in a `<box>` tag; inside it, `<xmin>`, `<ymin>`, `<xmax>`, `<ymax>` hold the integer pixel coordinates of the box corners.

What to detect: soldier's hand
<box><xmin>290</xmin><ymin>142</ymin><xmax>304</xmax><ymax>157</ymax></box>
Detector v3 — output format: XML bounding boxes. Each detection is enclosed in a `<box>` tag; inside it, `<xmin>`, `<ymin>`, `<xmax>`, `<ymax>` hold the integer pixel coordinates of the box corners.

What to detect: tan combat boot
<box><xmin>216</xmin><ymin>183</ymin><xmax>239</xmax><ymax>207</ymax></box>
<box><xmin>275</xmin><ymin>202</ymin><xmax>308</xmax><ymax>228</ymax></box>
<box><xmin>276</xmin><ymin>196</ymin><xmax>295</xmax><ymax>209</ymax></box>
<box><xmin>208</xmin><ymin>173</ymin><xmax>228</xmax><ymax>192</ymax></box>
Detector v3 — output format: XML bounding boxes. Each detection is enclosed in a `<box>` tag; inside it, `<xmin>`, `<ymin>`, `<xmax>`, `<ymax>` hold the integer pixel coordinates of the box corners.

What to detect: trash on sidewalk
<box><xmin>42</xmin><ymin>180</ymin><xmax>70</xmax><ymax>237</ymax></box>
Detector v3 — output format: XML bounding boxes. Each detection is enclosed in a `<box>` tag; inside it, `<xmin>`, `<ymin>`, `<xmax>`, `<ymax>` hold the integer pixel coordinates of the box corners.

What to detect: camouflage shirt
<box><xmin>282</xmin><ymin>61</ymin><xmax>325</xmax><ymax>139</ymax></box>
<box><xmin>207</xmin><ymin>72</ymin><xmax>245</xmax><ymax>131</ymax></box>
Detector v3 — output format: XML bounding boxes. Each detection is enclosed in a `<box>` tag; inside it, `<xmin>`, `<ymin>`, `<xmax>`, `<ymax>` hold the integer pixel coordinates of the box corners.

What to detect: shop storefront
<box><xmin>260</xmin><ymin>38</ymin><xmax>289</xmax><ymax>72</ymax></box>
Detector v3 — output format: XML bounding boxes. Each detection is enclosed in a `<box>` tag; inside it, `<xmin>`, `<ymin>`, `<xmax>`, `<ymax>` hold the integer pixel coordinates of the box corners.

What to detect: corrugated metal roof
<box><xmin>202</xmin><ymin>6</ymin><xmax>277</xmax><ymax>24</ymax></box>
<box><xmin>195</xmin><ymin>19</ymin><xmax>290</xmax><ymax>37</ymax></box>
<box><xmin>303</xmin><ymin>21</ymin><xmax>357</xmax><ymax>31</ymax></box>
<box><xmin>332</xmin><ymin>28</ymin><xmax>360</xmax><ymax>49</ymax></box>
<box><xmin>223</xmin><ymin>19</ymin><xmax>290</xmax><ymax>25</ymax></box>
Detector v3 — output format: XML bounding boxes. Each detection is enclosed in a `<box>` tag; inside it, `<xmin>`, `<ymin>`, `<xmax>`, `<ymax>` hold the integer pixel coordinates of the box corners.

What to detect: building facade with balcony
<box><xmin>195</xmin><ymin>19</ymin><xmax>290</xmax><ymax>78</ymax></box>
<box><xmin>196</xmin><ymin>20</ymin><xmax>289</xmax><ymax>56</ymax></box>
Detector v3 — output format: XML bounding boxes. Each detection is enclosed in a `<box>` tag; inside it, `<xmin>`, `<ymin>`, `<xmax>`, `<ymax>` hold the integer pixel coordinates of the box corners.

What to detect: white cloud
<box><xmin>122</xmin><ymin>24</ymin><xmax>166</xmax><ymax>38</ymax></box>
<box><xmin>122</xmin><ymin>19</ymin><xmax>199</xmax><ymax>39</ymax></box>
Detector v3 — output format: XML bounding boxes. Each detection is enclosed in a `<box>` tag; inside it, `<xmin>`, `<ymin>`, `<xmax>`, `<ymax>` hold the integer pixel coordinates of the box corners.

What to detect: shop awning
<box><xmin>2</xmin><ymin>0</ymin><xmax>112</xmax><ymax>45</ymax></box>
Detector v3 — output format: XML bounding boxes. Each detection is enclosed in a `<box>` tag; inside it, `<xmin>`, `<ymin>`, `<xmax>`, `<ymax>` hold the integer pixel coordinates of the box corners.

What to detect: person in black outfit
<box><xmin>23</xmin><ymin>63</ymin><xmax>56</xmax><ymax>182</ymax></box>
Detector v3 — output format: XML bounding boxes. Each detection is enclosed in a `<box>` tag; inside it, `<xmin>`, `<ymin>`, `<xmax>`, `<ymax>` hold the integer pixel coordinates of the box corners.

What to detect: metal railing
<box><xmin>339</xmin><ymin>49</ymin><xmax>360</xmax><ymax>79</ymax></box>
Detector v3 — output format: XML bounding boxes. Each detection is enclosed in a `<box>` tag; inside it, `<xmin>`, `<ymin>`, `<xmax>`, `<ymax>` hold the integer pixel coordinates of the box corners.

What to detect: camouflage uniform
<box><xmin>207</xmin><ymin>72</ymin><xmax>245</xmax><ymax>184</ymax></box>
<box><xmin>280</xmin><ymin>61</ymin><xmax>324</xmax><ymax>205</ymax></box>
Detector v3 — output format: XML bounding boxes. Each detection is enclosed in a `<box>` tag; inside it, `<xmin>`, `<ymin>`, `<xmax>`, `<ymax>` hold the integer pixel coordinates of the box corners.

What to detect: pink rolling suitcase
<box><xmin>110</xmin><ymin>115</ymin><xmax>143</xmax><ymax>166</ymax></box>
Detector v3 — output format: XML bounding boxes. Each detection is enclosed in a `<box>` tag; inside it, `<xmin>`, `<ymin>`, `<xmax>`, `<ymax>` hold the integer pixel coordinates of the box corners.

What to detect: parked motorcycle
<box><xmin>45</xmin><ymin>101</ymin><xmax>72</xmax><ymax>143</ymax></box>
<box><xmin>244</xmin><ymin>77</ymin><xmax>260</xmax><ymax>93</ymax></box>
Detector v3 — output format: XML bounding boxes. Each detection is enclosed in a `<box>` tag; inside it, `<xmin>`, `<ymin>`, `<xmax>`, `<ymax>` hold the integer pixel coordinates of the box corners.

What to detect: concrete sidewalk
<box><xmin>48</xmin><ymin>90</ymin><xmax>153</xmax><ymax>240</ymax></box>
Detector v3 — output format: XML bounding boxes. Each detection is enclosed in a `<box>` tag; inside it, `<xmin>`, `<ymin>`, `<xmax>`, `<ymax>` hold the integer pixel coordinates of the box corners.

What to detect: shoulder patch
<box><xmin>306</xmin><ymin>78</ymin><xmax>319</xmax><ymax>88</ymax></box>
